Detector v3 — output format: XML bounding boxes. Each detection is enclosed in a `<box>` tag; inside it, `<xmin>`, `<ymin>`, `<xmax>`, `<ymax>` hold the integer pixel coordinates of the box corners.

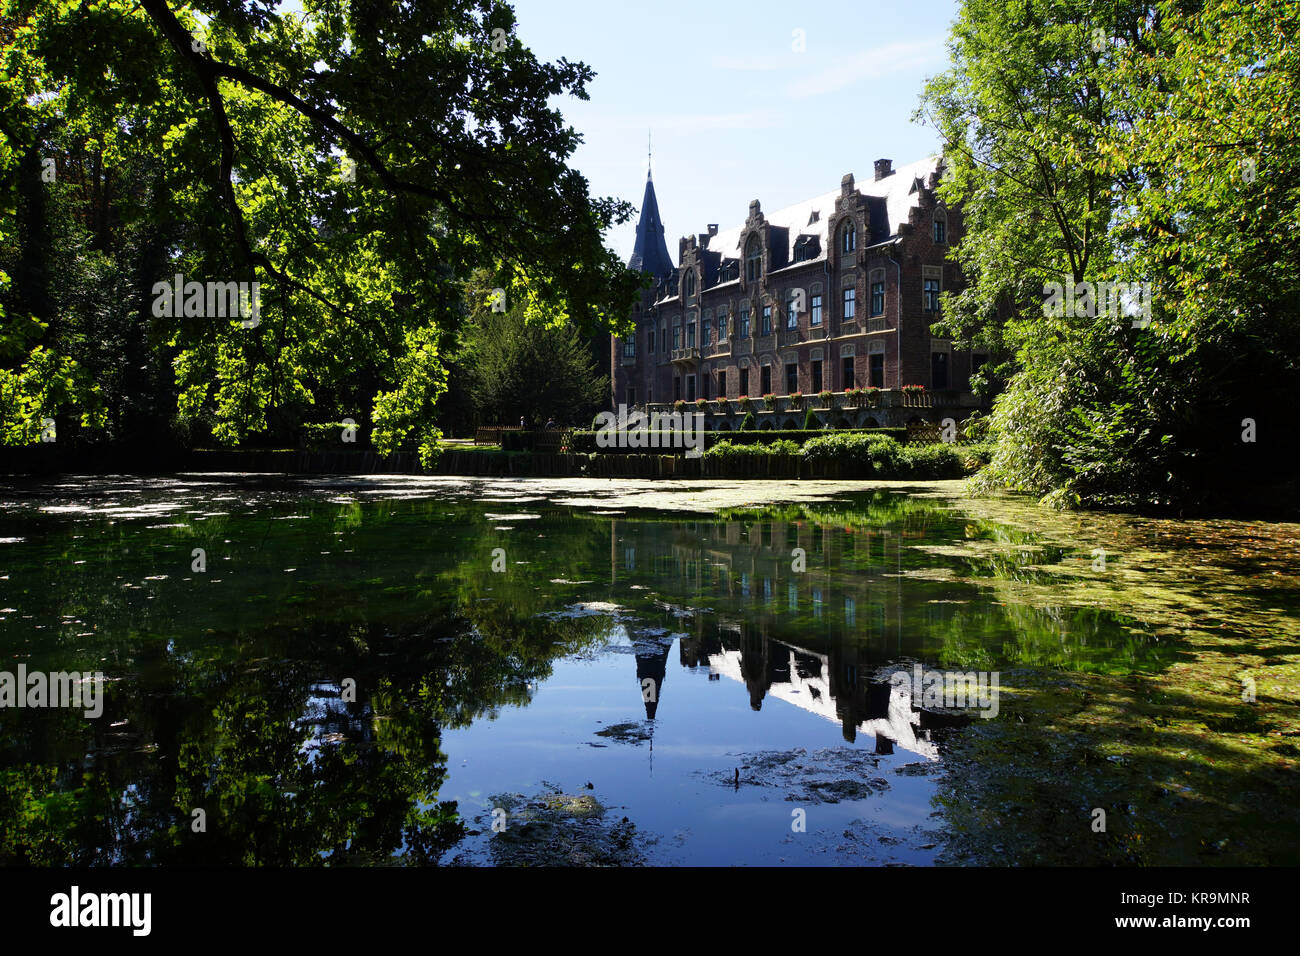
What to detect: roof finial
<box><xmin>647</xmin><ymin>129</ymin><xmax>652</xmax><ymax>180</ymax></box>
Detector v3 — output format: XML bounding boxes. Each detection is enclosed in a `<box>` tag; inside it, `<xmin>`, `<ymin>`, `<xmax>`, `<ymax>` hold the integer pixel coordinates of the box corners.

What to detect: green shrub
<box><xmin>801</xmin><ymin>433</ymin><xmax>903</xmax><ymax>475</ymax></box>
<box><xmin>802</xmin><ymin>407</ymin><xmax>818</xmax><ymax>430</ymax></box>
<box><xmin>738</xmin><ymin>411</ymin><xmax>756</xmax><ymax>431</ymax></box>
<box><xmin>898</xmin><ymin>442</ymin><xmax>965</xmax><ymax>478</ymax></box>
<box><xmin>705</xmin><ymin>438</ymin><xmax>801</xmax><ymax>460</ymax></box>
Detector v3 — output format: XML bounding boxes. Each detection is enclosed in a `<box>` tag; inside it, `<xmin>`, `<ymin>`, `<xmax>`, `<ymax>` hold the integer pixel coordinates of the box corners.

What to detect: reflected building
<box><xmin>610</xmin><ymin>509</ymin><xmax>968</xmax><ymax>760</ymax></box>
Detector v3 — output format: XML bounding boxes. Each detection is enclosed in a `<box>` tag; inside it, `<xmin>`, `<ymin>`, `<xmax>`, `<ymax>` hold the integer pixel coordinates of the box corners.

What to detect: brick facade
<box><xmin>611</xmin><ymin>157</ymin><xmax>986</xmax><ymax>413</ymax></box>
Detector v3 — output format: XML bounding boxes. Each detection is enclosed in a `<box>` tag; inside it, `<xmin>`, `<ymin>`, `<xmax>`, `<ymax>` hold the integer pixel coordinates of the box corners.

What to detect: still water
<box><xmin>0</xmin><ymin>475</ymin><xmax>1288</xmax><ymax>865</ymax></box>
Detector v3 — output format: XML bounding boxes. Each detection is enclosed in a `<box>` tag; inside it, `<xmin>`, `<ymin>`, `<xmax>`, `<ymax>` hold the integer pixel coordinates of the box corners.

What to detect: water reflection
<box><xmin>0</xmin><ymin>479</ymin><xmax>1174</xmax><ymax>864</ymax></box>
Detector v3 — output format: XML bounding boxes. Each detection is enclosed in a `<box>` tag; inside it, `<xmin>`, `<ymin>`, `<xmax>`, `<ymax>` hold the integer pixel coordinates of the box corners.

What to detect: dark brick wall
<box><xmin>610</xmin><ymin>162</ymin><xmax>976</xmax><ymax>409</ymax></box>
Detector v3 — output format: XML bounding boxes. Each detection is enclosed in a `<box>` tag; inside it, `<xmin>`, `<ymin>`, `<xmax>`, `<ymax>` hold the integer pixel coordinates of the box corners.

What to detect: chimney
<box><xmin>874</xmin><ymin>158</ymin><xmax>893</xmax><ymax>181</ymax></box>
<box><xmin>707</xmin><ymin>224</ymin><xmax>718</xmax><ymax>236</ymax></box>
<box><xmin>841</xmin><ymin>173</ymin><xmax>854</xmax><ymax>197</ymax></box>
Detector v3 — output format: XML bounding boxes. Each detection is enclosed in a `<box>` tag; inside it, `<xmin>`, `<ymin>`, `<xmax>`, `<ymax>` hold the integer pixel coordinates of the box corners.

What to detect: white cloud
<box><xmin>786</xmin><ymin>37</ymin><xmax>946</xmax><ymax>98</ymax></box>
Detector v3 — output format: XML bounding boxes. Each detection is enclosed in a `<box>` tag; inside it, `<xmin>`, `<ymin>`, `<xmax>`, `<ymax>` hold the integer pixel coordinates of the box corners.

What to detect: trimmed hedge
<box><xmin>567</xmin><ymin>426</ymin><xmax>907</xmax><ymax>455</ymax></box>
<box><xmin>801</xmin><ymin>433</ymin><xmax>964</xmax><ymax>478</ymax></box>
<box><xmin>713</xmin><ymin>428</ymin><xmax>906</xmax><ymax>447</ymax></box>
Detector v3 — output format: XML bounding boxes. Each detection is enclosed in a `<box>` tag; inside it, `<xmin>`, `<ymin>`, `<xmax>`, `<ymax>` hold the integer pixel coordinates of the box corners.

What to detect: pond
<box><xmin>1</xmin><ymin>475</ymin><xmax>1297</xmax><ymax>865</ymax></box>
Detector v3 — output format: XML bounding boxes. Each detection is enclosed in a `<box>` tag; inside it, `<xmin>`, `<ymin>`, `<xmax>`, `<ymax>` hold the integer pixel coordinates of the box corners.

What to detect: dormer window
<box><xmin>840</xmin><ymin>221</ymin><xmax>856</xmax><ymax>254</ymax></box>
<box><xmin>793</xmin><ymin>234</ymin><xmax>819</xmax><ymax>263</ymax></box>
<box><xmin>745</xmin><ymin>235</ymin><xmax>762</xmax><ymax>282</ymax></box>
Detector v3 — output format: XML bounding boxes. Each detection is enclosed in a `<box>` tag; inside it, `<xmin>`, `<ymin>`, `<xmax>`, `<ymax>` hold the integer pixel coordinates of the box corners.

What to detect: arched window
<box><xmin>840</xmin><ymin>220</ymin><xmax>856</xmax><ymax>254</ymax></box>
<box><xmin>745</xmin><ymin>235</ymin><xmax>762</xmax><ymax>282</ymax></box>
<box><xmin>684</xmin><ymin>271</ymin><xmax>695</xmax><ymax>297</ymax></box>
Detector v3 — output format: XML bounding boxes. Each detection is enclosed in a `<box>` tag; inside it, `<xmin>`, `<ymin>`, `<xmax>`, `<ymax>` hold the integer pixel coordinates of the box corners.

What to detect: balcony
<box><xmin>670</xmin><ymin>346</ymin><xmax>699</xmax><ymax>364</ymax></box>
<box><xmin>778</xmin><ymin>328</ymin><xmax>801</xmax><ymax>348</ymax></box>
<box><xmin>866</xmin><ymin>317</ymin><xmax>891</xmax><ymax>333</ymax></box>
<box><xmin>702</xmin><ymin>340</ymin><xmax>730</xmax><ymax>358</ymax></box>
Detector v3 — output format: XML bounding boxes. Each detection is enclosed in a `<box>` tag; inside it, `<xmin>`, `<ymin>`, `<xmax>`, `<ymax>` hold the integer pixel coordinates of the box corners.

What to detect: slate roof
<box><xmin>701</xmin><ymin>156</ymin><xmax>940</xmax><ymax>268</ymax></box>
<box><xmin>627</xmin><ymin>171</ymin><xmax>676</xmax><ymax>278</ymax></box>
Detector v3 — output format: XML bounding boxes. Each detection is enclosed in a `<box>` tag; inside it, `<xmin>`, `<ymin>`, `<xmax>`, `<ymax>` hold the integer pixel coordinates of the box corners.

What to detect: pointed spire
<box><xmin>628</xmin><ymin>146</ymin><xmax>674</xmax><ymax>278</ymax></box>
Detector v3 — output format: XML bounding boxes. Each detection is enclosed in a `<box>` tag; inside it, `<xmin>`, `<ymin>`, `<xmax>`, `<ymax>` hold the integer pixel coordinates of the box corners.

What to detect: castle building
<box><xmin>611</xmin><ymin>157</ymin><xmax>986</xmax><ymax>415</ymax></box>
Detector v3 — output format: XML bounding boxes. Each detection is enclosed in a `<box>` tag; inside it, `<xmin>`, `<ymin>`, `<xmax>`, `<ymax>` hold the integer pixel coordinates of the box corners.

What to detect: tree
<box><xmin>0</xmin><ymin>0</ymin><xmax>642</xmax><ymax>455</ymax></box>
<box><xmin>458</xmin><ymin>277</ymin><xmax>608</xmax><ymax>427</ymax></box>
<box><xmin>919</xmin><ymin>0</ymin><xmax>1300</xmax><ymax>509</ymax></box>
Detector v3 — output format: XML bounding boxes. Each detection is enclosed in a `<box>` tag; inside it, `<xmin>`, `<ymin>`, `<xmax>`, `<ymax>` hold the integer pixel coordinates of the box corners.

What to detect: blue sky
<box><xmin>508</xmin><ymin>0</ymin><xmax>962</xmax><ymax>265</ymax></box>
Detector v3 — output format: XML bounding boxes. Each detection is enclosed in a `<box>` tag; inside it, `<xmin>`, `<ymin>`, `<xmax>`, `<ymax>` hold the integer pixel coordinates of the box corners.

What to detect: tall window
<box><xmin>686</xmin><ymin>319</ymin><xmax>696</xmax><ymax>348</ymax></box>
<box><xmin>717</xmin><ymin>309</ymin><xmax>728</xmax><ymax>341</ymax></box>
<box><xmin>622</xmin><ymin>337</ymin><xmax>634</xmax><ymax>357</ymax></box>
<box><xmin>745</xmin><ymin>236</ymin><xmax>762</xmax><ymax>282</ymax></box>
<box><xmin>840</xmin><ymin>220</ymin><xmax>856</xmax><ymax>254</ymax></box>
<box><xmin>673</xmin><ymin>325</ymin><xmax>681</xmax><ymax>350</ymax></box>
<box><xmin>932</xmin><ymin>352</ymin><xmax>949</xmax><ymax>389</ymax></box>
<box><xmin>869</xmin><ymin>353</ymin><xmax>884</xmax><ymax>387</ymax></box>
<box><xmin>870</xmin><ymin>277</ymin><xmax>885</xmax><ymax>316</ymax></box>
<box><xmin>739</xmin><ymin>305</ymin><xmax>750</xmax><ymax>338</ymax></box>
<box><xmin>718</xmin><ymin>370</ymin><xmax>727</xmax><ymax>396</ymax></box>
<box><xmin>740</xmin><ymin>367</ymin><xmax>749</xmax><ymax>396</ymax></box>
<box><xmin>810</xmin><ymin>294</ymin><xmax>822</xmax><ymax>326</ymax></box>
<box><xmin>842</xmin><ymin>287</ymin><xmax>856</xmax><ymax>320</ymax></box>
<box><xmin>760</xmin><ymin>365</ymin><xmax>771</xmax><ymax>395</ymax></box>
<box><xmin>761</xmin><ymin>305</ymin><xmax>772</xmax><ymax>335</ymax></box>
<box><xmin>685</xmin><ymin>271</ymin><xmax>696</xmax><ymax>297</ymax></box>
<box><xmin>648</xmin><ymin>327</ymin><xmax>655</xmax><ymax>353</ymax></box>
<box><xmin>924</xmin><ymin>277</ymin><xmax>941</xmax><ymax>312</ymax></box>
<box><xmin>702</xmin><ymin>317</ymin><xmax>712</xmax><ymax>346</ymax></box>
<box><xmin>811</xmin><ymin>360</ymin><xmax>823</xmax><ymax>393</ymax></box>
<box><xmin>786</xmin><ymin>292</ymin><xmax>798</xmax><ymax>329</ymax></box>
<box><xmin>933</xmin><ymin>212</ymin><xmax>947</xmax><ymax>244</ymax></box>
<box><xmin>842</xmin><ymin>355</ymin><xmax>855</xmax><ymax>389</ymax></box>
<box><xmin>785</xmin><ymin>363</ymin><xmax>798</xmax><ymax>394</ymax></box>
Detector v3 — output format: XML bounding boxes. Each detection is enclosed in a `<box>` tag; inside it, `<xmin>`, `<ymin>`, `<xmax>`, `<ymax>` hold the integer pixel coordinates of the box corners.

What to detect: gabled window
<box><xmin>745</xmin><ymin>235</ymin><xmax>762</xmax><ymax>282</ymax></box>
<box><xmin>840</xmin><ymin>220</ymin><xmax>856</xmax><ymax>254</ymax></box>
